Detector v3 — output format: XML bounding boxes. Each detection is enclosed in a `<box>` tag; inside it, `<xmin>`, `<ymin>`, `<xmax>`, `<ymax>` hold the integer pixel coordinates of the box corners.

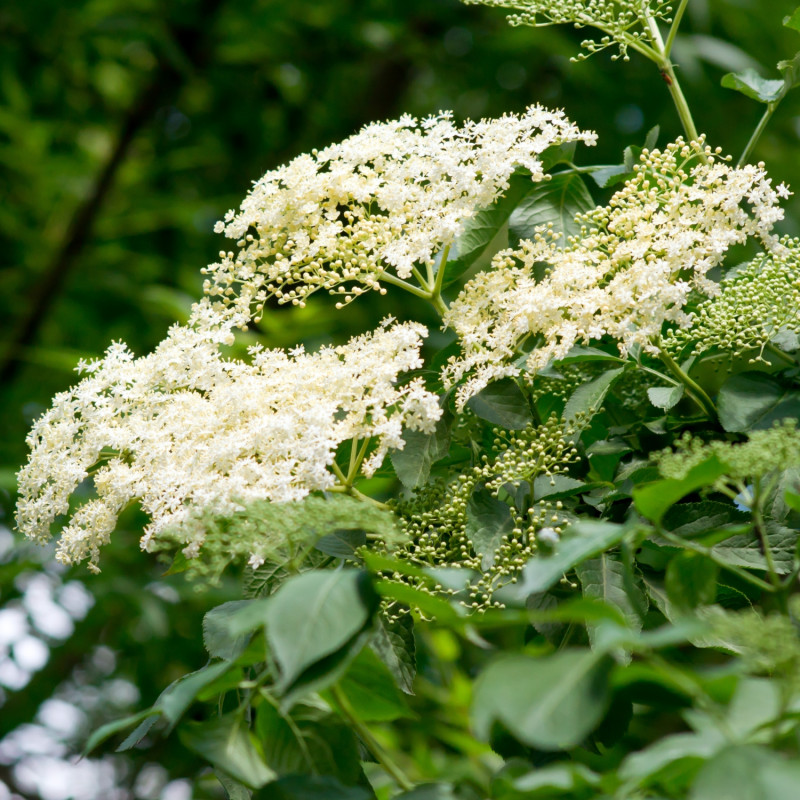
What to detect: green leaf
<box><xmin>472</xmin><ymin>650</ymin><xmax>613</xmax><ymax>750</ymax></box>
<box><xmin>204</xmin><ymin>601</ymin><xmax>255</xmax><ymax>660</ymax></box>
<box><xmin>563</xmin><ymin>366</ymin><xmax>626</xmax><ymax>423</ymax></box>
<box><xmin>253</xmin><ymin>776</ymin><xmax>371</xmax><ymax>800</ymax></box>
<box><xmin>618</xmin><ymin>730</ymin><xmax>723</xmax><ymax>792</ymax></box>
<box><xmin>391</xmin><ymin>412</ymin><xmax>452</xmax><ymax>490</ymax></box>
<box><xmin>395</xmin><ymin>786</ymin><xmax>457</xmax><ymax>800</ymax></box>
<box><xmin>533</xmin><ymin>475</ymin><xmax>587</xmax><ymax>501</ymax></box>
<box><xmin>442</xmin><ymin>172</ymin><xmax>535</xmax><ymax>286</ymax></box>
<box><xmin>778</xmin><ymin>51</ymin><xmax>800</xmax><ymax>90</ymax></box>
<box><xmin>785</xmin><ymin>8</ymin><xmax>800</xmax><ymax>31</ymax></box>
<box><xmin>179</xmin><ymin>713</ymin><xmax>276</xmax><ymax>789</ymax></box>
<box><xmin>576</xmin><ymin>553</ymin><xmax>646</xmax><ymax>648</ymax></box>
<box><xmin>83</xmin><ymin>708</ymin><xmax>161</xmax><ymax>755</ymax></box>
<box><xmin>331</xmin><ymin>647</ymin><xmax>412</xmax><ymax>721</ymax></box>
<box><xmin>721</xmin><ymin>69</ymin><xmax>784</xmax><ymax>103</ymax></box>
<box><xmin>633</xmin><ymin>456</ymin><xmax>728</xmax><ymax>524</ymax></box>
<box><xmin>539</xmin><ymin>141</ymin><xmax>578</xmax><ymax>171</ymax></box>
<box><xmin>711</xmin><ymin>523</ymin><xmax>796</xmax><ymax>574</ymax></box>
<box><xmin>466</xmin><ymin>378</ymin><xmax>532</xmax><ymax>429</ymax></box>
<box><xmin>647</xmin><ymin>385</ymin><xmax>684</xmax><ymax>410</ymax></box>
<box><xmin>690</xmin><ymin>745</ymin><xmax>800</xmax><ymax>800</ymax></box>
<box><xmin>554</xmin><ymin>345</ymin><xmax>624</xmax><ymax>365</ymax></box>
<box><xmin>217</xmin><ymin>772</ymin><xmax>253</xmax><ymax>800</ymax></box>
<box><xmin>519</xmin><ymin>521</ymin><xmax>629</xmax><ymax>595</ymax></box>
<box><xmin>466</xmin><ymin>488</ymin><xmax>515</xmax><ymax>570</ymax></box>
<box><xmin>718</xmin><ymin>372</ymin><xmax>800</xmax><ymax>432</ymax></box>
<box><xmin>254</xmin><ymin>700</ymin><xmax>362</xmax><ymax>783</ymax></box>
<box><xmin>265</xmin><ymin>570</ymin><xmax>379</xmax><ymax>693</ymax></box>
<box><xmin>314</xmin><ymin>530</ymin><xmax>367</xmax><ymax>560</ymax></box>
<box><xmin>370</xmin><ymin>612</ymin><xmax>416</xmax><ymax>694</ymax></box>
<box><xmin>665</xmin><ymin>552</ymin><xmax>718</xmax><ymax>611</ymax></box>
<box><xmin>159</xmin><ymin>661</ymin><xmax>236</xmax><ymax>727</ymax></box>
<box><xmin>494</xmin><ymin>763</ymin><xmax>600</xmax><ymax>799</ymax></box>
<box><xmin>508</xmin><ymin>173</ymin><xmax>594</xmax><ymax>247</ymax></box>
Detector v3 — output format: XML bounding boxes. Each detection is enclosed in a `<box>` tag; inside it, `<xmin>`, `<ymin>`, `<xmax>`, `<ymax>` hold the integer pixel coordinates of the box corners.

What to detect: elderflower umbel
<box><xmin>15</xmin><ymin>302</ymin><xmax>441</xmax><ymax>572</ymax></box>
<box><xmin>204</xmin><ymin>106</ymin><xmax>595</xmax><ymax>316</ymax></box>
<box><xmin>443</xmin><ymin>138</ymin><xmax>787</xmax><ymax>406</ymax></box>
<box><xmin>461</xmin><ymin>0</ymin><xmax>673</xmax><ymax>60</ymax></box>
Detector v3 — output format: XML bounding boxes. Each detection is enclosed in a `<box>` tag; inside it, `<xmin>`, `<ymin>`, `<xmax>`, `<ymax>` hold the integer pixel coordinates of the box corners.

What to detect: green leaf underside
<box><xmin>472</xmin><ymin>650</ymin><xmax>613</xmax><ymax>750</ymax></box>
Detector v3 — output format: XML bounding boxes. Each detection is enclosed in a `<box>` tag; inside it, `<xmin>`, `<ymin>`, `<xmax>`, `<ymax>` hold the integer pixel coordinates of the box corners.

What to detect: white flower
<box><xmin>203</xmin><ymin>106</ymin><xmax>595</xmax><ymax>316</ymax></box>
<box><xmin>443</xmin><ymin>138</ymin><xmax>787</xmax><ymax>406</ymax></box>
<box><xmin>15</xmin><ymin>302</ymin><xmax>441</xmax><ymax>571</ymax></box>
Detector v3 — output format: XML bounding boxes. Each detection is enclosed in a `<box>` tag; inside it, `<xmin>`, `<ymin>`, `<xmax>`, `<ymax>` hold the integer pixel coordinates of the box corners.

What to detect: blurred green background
<box><xmin>2</xmin><ymin>0</ymin><xmax>800</xmax><ymax>797</ymax></box>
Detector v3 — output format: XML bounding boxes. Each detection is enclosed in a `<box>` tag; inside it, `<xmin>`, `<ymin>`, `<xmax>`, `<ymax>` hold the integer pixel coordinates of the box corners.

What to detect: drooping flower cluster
<box><xmin>15</xmin><ymin>301</ymin><xmax>441</xmax><ymax>571</ymax></box>
<box><xmin>443</xmin><ymin>139</ymin><xmax>788</xmax><ymax>405</ymax></box>
<box><xmin>460</xmin><ymin>0</ymin><xmax>673</xmax><ymax>60</ymax></box>
<box><xmin>663</xmin><ymin>236</ymin><xmax>800</xmax><ymax>362</ymax></box>
<box><xmin>204</xmin><ymin>106</ymin><xmax>595</xmax><ymax>316</ymax></box>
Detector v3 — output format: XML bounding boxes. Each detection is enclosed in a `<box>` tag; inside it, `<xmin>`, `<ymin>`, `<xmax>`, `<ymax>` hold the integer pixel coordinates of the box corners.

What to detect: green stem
<box><xmin>643</xmin><ymin>9</ymin><xmax>700</xmax><ymax>141</ymax></box>
<box><xmin>430</xmin><ymin>244</ymin><xmax>451</xmax><ymax>318</ymax></box>
<box><xmin>663</xmin><ymin>0</ymin><xmax>689</xmax><ymax>58</ymax></box>
<box><xmin>331</xmin><ymin>684</ymin><xmax>414</xmax><ymax>791</ymax></box>
<box><xmin>738</xmin><ymin>103</ymin><xmax>777</xmax><ymax>167</ymax></box>
<box><xmin>659</xmin><ymin>350</ymin><xmax>718</xmax><ymax>419</ymax></box>
<box><xmin>380</xmin><ymin>272</ymin><xmax>435</xmax><ymax>300</ymax></box>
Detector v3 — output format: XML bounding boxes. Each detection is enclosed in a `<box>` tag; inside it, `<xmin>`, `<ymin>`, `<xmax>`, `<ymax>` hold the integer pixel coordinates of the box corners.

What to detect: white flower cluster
<box><xmin>15</xmin><ymin>302</ymin><xmax>440</xmax><ymax>571</ymax></box>
<box><xmin>204</xmin><ymin>106</ymin><xmax>595</xmax><ymax>315</ymax></box>
<box><xmin>443</xmin><ymin>139</ymin><xmax>787</xmax><ymax>405</ymax></box>
<box><xmin>461</xmin><ymin>0</ymin><xmax>673</xmax><ymax>60</ymax></box>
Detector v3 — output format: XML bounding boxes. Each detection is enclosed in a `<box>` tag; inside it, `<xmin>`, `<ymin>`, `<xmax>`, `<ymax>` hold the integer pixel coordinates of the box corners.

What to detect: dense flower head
<box><xmin>442</xmin><ymin>138</ymin><xmax>788</xmax><ymax>406</ymax></box>
<box><xmin>663</xmin><ymin>236</ymin><xmax>800</xmax><ymax>362</ymax></box>
<box><xmin>460</xmin><ymin>0</ymin><xmax>673</xmax><ymax>60</ymax></box>
<box><xmin>15</xmin><ymin>301</ymin><xmax>441</xmax><ymax>571</ymax></box>
<box><xmin>203</xmin><ymin>106</ymin><xmax>595</xmax><ymax>317</ymax></box>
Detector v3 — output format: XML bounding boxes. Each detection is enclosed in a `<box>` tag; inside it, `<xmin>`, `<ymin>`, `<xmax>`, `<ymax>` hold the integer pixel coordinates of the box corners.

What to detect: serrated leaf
<box><xmin>721</xmin><ymin>69</ymin><xmax>784</xmax><ymax>103</ymax></box>
<box><xmin>370</xmin><ymin>613</ymin><xmax>416</xmax><ymax>694</ymax></box>
<box><xmin>576</xmin><ymin>553</ymin><xmax>646</xmax><ymax>648</ymax></box>
<box><xmin>508</xmin><ymin>173</ymin><xmax>594</xmax><ymax>246</ymax></box>
<box><xmin>711</xmin><ymin>523</ymin><xmax>796</xmax><ymax>574</ymax></box>
<box><xmin>563</xmin><ymin>366</ymin><xmax>626</xmax><ymax>423</ymax></box>
<box><xmin>466</xmin><ymin>488</ymin><xmax>515</xmax><ymax>570</ymax></box>
<box><xmin>441</xmin><ymin>172</ymin><xmax>535</xmax><ymax>286</ymax></box>
<box><xmin>718</xmin><ymin>372</ymin><xmax>800</xmax><ymax>432</ymax></box>
<box><xmin>647</xmin><ymin>385</ymin><xmax>684</xmax><ymax>410</ymax></box>
<box><xmin>204</xmin><ymin>601</ymin><xmax>254</xmax><ymax>660</ymax></box>
<box><xmin>179</xmin><ymin>713</ymin><xmax>275</xmax><ymax>789</ymax></box>
<box><xmin>472</xmin><ymin>650</ymin><xmax>613</xmax><ymax>750</ymax></box>
<box><xmin>466</xmin><ymin>378</ymin><xmax>532</xmax><ymax>429</ymax></box>
<box><xmin>391</xmin><ymin>412</ymin><xmax>452</xmax><ymax>490</ymax></box>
